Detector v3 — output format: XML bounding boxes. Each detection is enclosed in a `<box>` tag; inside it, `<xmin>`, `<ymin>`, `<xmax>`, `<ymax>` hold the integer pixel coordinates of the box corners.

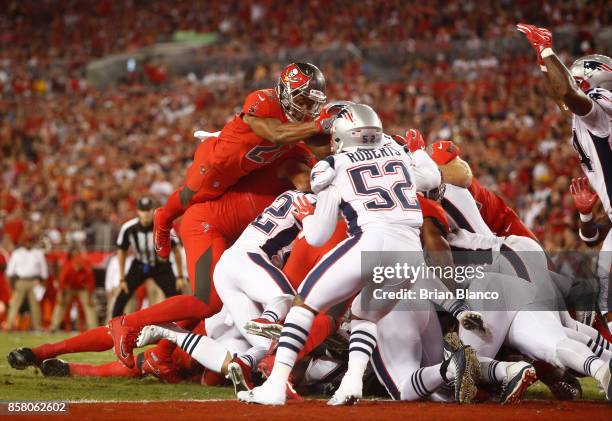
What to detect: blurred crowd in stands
<box><xmin>0</xmin><ymin>0</ymin><xmax>610</xmax><ymax>330</ymax></box>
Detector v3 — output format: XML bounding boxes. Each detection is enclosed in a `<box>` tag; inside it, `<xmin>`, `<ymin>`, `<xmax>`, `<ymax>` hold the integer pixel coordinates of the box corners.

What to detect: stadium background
<box><xmin>0</xmin><ymin>1</ymin><xmax>611</xmax><ymax>418</ymax></box>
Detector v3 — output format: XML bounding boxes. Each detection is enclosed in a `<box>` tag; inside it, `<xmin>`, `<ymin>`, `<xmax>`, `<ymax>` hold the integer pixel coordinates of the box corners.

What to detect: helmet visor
<box><xmin>287</xmin><ymin>89</ymin><xmax>326</xmax><ymax>121</ymax></box>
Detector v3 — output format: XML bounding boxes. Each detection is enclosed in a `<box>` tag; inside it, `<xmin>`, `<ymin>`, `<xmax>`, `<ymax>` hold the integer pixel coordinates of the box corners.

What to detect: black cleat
<box><xmin>7</xmin><ymin>348</ymin><xmax>38</xmax><ymax>370</ymax></box>
<box><xmin>40</xmin><ymin>359</ymin><xmax>70</xmax><ymax>377</ymax></box>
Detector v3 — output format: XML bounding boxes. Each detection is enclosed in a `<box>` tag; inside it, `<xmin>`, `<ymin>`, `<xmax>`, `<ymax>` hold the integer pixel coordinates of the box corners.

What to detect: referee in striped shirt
<box><xmin>112</xmin><ymin>196</ymin><xmax>185</xmax><ymax>317</ymax></box>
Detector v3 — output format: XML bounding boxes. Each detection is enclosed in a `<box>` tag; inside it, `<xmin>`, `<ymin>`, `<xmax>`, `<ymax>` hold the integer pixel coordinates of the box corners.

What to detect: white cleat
<box><xmin>237</xmin><ymin>379</ymin><xmax>286</xmax><ymax>406</ymax></box>
<box><xmin>136</xmin><ymin>323</ymin><xmax>180</xmax><ymax>347</ymax></box>
<box><xmin>327</xmin><ymin>375</ymin><xmax>363</xmax><ymax>406</ymax></box>
<box><xmin>499</xmin><ymin>361</ymin><xmax>537</xmax><ymax>404</ymax></box>
<box><xmin>594</xmin><ymin>358</ymin><xmax>611</xmax><ymax>403</ymax></box>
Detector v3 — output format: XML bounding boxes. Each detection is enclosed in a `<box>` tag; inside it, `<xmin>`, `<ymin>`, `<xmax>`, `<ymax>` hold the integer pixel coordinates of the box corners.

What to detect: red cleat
<box><xmin>244</xmin><ymin>318</ymin><xmax>283</xmax><ymax>340</ymax></box>
<box><xmin>140</xmin><ymin>349</ymin><xmax>182</xmax><ymax>384</ymax></box>
<box><xmin>153</xmin><ymin>208</ymin><xmax>172</xmax><ymax>260</ymax></box>
<box><xmin>108</xmin><ymin>316</ymin><xmax>141</xmax><ymax>369</ymax></box>
<box><xmin>226</xmin><ymin>356</ymin><xmax>254</xmax><ymax>396</ymax></box>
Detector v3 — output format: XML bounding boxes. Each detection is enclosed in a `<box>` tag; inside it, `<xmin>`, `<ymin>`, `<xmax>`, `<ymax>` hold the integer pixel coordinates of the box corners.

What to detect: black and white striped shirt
<box><xmin>116</xmin><ymin>218</ymin><xmax>176</xmax><ymax>267</ymax></box>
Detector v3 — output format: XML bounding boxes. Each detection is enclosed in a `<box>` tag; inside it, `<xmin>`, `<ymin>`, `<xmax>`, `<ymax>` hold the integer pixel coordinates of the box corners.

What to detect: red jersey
<box><xmin>418</xmin><ymin>195</ymin><xmax>450</xmax><ymax>235</ymax></box>
<box><xmin>206</xmin><ymin>89</ymin><xmax>297</xmax><ymax>177</ymax></box>
<box><xmin>183</xmin><ymin>145</ymin><xmax>315</xmax><ymax>242</ymax></box>
<box><xmin>468</xmin><ymin>178</ymin><xmax>537</xmax><ymax>241</ymax></box>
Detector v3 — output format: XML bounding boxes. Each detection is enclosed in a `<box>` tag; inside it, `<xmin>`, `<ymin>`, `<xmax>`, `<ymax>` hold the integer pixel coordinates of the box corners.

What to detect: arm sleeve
<box><xmin>410</xmin><ymin>150</ymin><xmax>442</xmax><ymax>192</ymax></box>
<box><xmin>310</xmin><ymin>157</ymin><xmax>336</xmax><ymax>194</ymax></box>
<box><xmin>578</xmin><ymin>89</ymin><xmax>612</xmax><ymax>136</ymax></box>
<box><xmin>302</xmin><ymin>186</ymin><xmax>341</xmax><ymax>247</ymax></box>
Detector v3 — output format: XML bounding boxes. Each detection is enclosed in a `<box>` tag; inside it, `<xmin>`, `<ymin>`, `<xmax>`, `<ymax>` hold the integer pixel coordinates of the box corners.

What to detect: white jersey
<box><xmin>571</xmin><ymin>87</ymin><xmax>612</xmax><ymax>220</ymax></box>
<box><xmin>441</xmin><ymin>184</ymin><xmax>494</xmax><ymax>236</ymax></box>
<box><xmin>381</xmin><ymin>134</ymin><xmax>442</xmax><ymax>192</ymax></box>
<box><xmin>233</xmin><ymin>190</ymin><xmax>314</xmax><ymax>267</ymax></box>
<box><xmin>308</xmin><ymin>145</ymin><xmax>423</xmax><ymax>240</ymax></box>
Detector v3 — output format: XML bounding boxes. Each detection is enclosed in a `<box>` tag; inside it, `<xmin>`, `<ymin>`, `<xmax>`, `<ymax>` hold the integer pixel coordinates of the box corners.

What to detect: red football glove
<box><xmin>570</xmin><ymin>177</ymin><xmax>597</xmax><ymax>215</ymax></box>
<box><xmin>516</xmin><ymin>23</ymin><xmax>553</xmax><ymax>66</ymax></box>
<box><xmin>405</xmin><ymin>129</ymin><xmax>426</xmax><ymax>152</ymax></box>
<box><xmin>292</xmin><ymin>195</ymin><xmax>315</xmax><ymax>222</ymax></box>
<box><xmin>314</xmin><ymin>109</ymin><xmax>337</xmax><ymax>134</ymax></box>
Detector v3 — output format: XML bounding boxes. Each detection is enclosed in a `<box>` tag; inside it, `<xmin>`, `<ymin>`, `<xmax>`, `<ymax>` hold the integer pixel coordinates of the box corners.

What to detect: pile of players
<box><xmin>8</xmin><ymin>24</ymin><xmax>612</xmax><ymax>406</ymax></box>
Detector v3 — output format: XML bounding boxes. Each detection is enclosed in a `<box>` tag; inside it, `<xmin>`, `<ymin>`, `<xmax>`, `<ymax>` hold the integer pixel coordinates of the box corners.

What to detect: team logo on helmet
<box><xmin>336</xmin><ymin>106</ymin><xmax>354</xmax><ymax>122</ymax></box>
<box><xmin>281</xmin><ymin>64</ymin><xmax>311</xmax><ymax>90</ymax></box>
<box><xmin>584</xmin><ymin>61</ymin><xmax>612</xmax><ymax>73</ymax></box>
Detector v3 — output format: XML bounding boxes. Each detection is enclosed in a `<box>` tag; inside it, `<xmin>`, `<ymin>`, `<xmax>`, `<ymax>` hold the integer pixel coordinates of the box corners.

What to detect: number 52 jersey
<box><xmin>310</xmin><ymin>145</ymin><xmax>435</xmax><ymax>236</ymax></box>
<box><xmin>571</xmin><ymin>87</ymin><xmax>612</xmax><ymax>220</ymax></box>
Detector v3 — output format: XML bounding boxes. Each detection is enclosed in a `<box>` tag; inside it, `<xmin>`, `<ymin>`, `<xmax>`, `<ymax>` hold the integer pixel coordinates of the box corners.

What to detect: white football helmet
<box><xmin>570</xmin><ymin>54</ymin><xmax>612</xmax><ymax>91</ymax></box>
<box><xmin>331</xmin><ymin>103</ymin><xmax>383</xmax><ymax>153</ymax></box>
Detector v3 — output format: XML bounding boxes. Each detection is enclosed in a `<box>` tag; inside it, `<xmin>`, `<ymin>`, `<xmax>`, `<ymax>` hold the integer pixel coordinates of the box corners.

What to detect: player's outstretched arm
<box><xmin>244</xmin><ymin>109</ymin><xmax>336</xmax><ymax>146</ymax></box>
<box><xmin>517</xmin><ymin>23</ymin><xmax>592</xmax><ymax>116</ymax></box>
<box><xmin>543</xmin><ymin>54</ymin><xmax>592</xmax><ymax>116</ymax></box>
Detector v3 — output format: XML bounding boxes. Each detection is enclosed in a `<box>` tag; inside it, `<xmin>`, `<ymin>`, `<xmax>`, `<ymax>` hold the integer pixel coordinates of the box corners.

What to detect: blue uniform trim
<box><xmin>589</xmin><ymin>130</ymin><xmax>612</xmax><ymax>211</ymax></box>
<box><xmin>441</xmin><ymin>198</ymin><xmax>474</xmax><ymax>232</ymax></box>
<box><xmin>299</xmin><ymin>232</ymin><xmax>362</xmax><ymax>300</ymax></box>
<box><xmin>371</xmin><ymin>348</ymin><xmax>401</xmax><ymax>400</ymax></box>
<box><xmin>247</xmin><ymin>252</ymin><xmax>295</xmax><ymax>294</ymax></box>
<box><xmin>500</xmin><ymin>244</ymin><xmax>531</xmax><ymax>283</ymax></box>
<box><xmin>340</xmin><ymin>200</ymin><xmax>360</xmax><ymax>235</ymax></box>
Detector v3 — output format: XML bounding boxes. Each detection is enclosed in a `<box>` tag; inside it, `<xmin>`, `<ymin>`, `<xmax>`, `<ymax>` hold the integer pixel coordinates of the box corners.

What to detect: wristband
<box><xmin>541</xmin><ymin>48</ymin><xmax>554</xmax><ymax>58</ymax></box>
<box><xmin>579</xmin><ymin>212</ymin><xmax>593</xmax><ymax>222</ymax></box>
<box><xmin>579</xmin><ymin>227</ymin><xmax>599</xmax><ymax>243</ymax></box>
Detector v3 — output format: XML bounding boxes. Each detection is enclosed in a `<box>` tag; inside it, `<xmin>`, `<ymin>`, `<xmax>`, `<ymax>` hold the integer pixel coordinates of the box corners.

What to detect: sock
<box><xmin>479</xmin><ymin>356</ymin><xmax>507</xmax><ymax>385</ymax></box>
<box><xmin>239</xmin><ymin>345</ymin><xmax>267</xmax><ymax>368</ymax></box>
<box><xmin>556</xmin><ymin>338</ymin><xmax>605</xmax><ymax>377</ymax></box>
<box><xmin>270</xmin><ymin>306</ymin><xmax>315</xmax><ymax>384</ymax></box>
<box><xmin>564</xmin><ymin>326</ymin><xmax>612</xmax><ymax>362</ymax></box>
<box><xmin>346</xmin><ymin>319</ymin><xmax>377</xmax><ymax>378</ymax></box>
<box><xmin>159</xmin><ymin>189</ymin><xmax>187</xmax><ymax>225</ymax></box>
<box><xmin>69</xmin><ymin>361</ymin><xmax>140</xmax><ymax>378</ymax></box>
<box><xmin>173</xmin><ymin>331</ymin><xmax>229</xmax><ymax>373</ymax></box>
<box><xmin>123</xmin><ymin>295</ymin><xmax>212</xmax><ymax>327</ymax></box>
<box><xmin>261</xmin><ymin>295</ymin><xmax>293</xmax><ymax>323</ymax></box>
<box><xmin>402</xmin><ymin>366</ymin><xmax>444</xmax><ymax>400</ymax></box>
<box><xmin>296</xmin><ymin>313</ymin><xmax>335</xmax><ymax>360</ymax></box>
<box><xmin>33</xmin><ymin>326</ymin><xmax>112</xmax><ymax>360</ymax></box>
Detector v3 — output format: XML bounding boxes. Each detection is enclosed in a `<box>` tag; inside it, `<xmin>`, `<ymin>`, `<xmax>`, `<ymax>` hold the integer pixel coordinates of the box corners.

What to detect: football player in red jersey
<box><xmin>154</xmin><ymin>62</ymin><xmax>334</xmax><ymax>261</ymax></box>
<box><xmin>108</xmin><ymin>136</ymin><xmax>331</xmax><ymax>368</ymax></box>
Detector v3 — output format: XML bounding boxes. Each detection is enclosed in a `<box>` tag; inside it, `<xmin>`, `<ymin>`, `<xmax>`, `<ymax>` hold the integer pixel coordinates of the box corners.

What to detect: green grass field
<box><xmin>0</xmin><ymin>332</ymin><xmax>606</xmax><ymax>402</ymax></box>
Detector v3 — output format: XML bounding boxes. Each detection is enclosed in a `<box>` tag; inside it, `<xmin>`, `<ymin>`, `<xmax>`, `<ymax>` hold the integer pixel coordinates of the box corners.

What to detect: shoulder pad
<box><xmin>310</xmin><ymin>158</ymin><xmax>336</xmax><ymax>194</ymax></box>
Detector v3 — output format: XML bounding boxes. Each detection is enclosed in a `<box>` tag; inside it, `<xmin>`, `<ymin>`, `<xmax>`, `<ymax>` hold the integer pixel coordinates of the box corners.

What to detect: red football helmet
<box><xmin>276</xmin><ymin>63</ymin><xmax>326</xmax><ymax>122</ymax></box>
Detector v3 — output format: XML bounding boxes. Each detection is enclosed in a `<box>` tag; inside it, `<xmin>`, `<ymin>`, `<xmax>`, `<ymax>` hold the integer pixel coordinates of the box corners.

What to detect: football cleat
<box><xmin>40</xmin><ymin>359</ymin><xmax>70</xmax><ymax>377</ymax></box>
<box><xmin>7</xmin><ymin>348</ymin><xmax>38</xmax><ymax>370</ymax></box>
<box><xmin>244</xmin><ymin>318</ymin><xmax>283</xmax><ymax>340</ymax></box>
<box><xmin>499</xmin><ymin>361</ymin><xmax>537</xmax><ymax>404</ymax></box>
<box><xmin>237</xmin><ymin>379</ymin><xmax>286</xmax><ymax>406</ymax></box>
<box><xmin>108</xmin><ymin>316</ymin><xmax>141</xmax><ymax>368</ymax></box>
<box><xmin>135</xmin><ymin>323</ymin><xmax>181</xmax><ymax>347</ymax></box>
<box><xmin>327</xmin><ymin>374</ymin><xmax>362</xmax><ymax>406</ymax></box>
<box><xmin>440</xmin><ymin>335</ymin><xmax>481</xmax><ymax>404</ymax></box>
<box><xmin>227</xmin><ymin>356</ymin><xmax>254</xmax><ymax>396</ymax></box>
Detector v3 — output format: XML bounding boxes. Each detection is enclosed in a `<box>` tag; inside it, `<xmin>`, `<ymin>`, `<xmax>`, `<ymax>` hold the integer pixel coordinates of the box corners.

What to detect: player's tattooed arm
<box><xmin>543</xmin><ymin>54</ymin><xmax>592</xmax><ymax>116</ymax></box>
<box><xmin>243</xmin><ymin>115</ymin><xmax>320</xmax><ymax>145</ymax></box>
